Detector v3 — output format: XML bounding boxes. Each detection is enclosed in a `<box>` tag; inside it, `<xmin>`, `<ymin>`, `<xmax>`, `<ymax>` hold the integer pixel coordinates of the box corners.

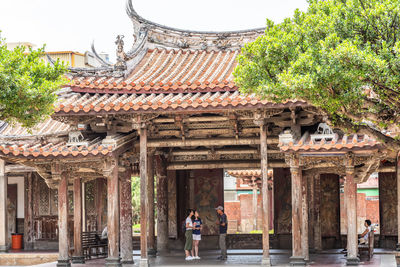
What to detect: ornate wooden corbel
<box><xmin>345</xmin><ymin>152</ymin><xmax>355</xmax><ymax>174</ymax></box>
<box><xmin>103</xmin><ymin>157</ymin><xmax>118</xmax><ymax>179</ymax></box>
<box><xmin>132</xmin><ymin>114</ymin><xmax>159</xmax><ymax>130</ymax></box>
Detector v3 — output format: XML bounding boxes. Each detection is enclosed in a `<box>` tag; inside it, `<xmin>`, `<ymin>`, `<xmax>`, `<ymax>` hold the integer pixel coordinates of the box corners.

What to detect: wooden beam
<box><xmin>146</xmin><ymin>137</ymin><xmax>279</xmax><ymax>148</ymax></box>
<box><xmin>154</xmin><ymin>116</ymin><xmax>230</xmax><ymax>123</ymax></box>
<box><xmin>171</xmin><ymin>148</ymin><xmax>280</xmax><ymax>156</ymax></box>
<box><xmin>5</xmin><ymin>164</ymin><xmax>35</xmax><ymax>173</ymax></box>
<box><xmin>57</xmin><ymin>171</ymin><xmax>70</xmax><ymax>267</ymax></box>
<box><xmin>139</xmin><ymin>127</ymin><xmax>149</xmax><ymax>267</ymax></box>
<box><xmin>167</xmin><ymin>160</ymin><xmax>287</xmax><ymax>170</ymax></box>
<box><xmin>72</xmin><ymin>178</ymin><xmax>84</xmax><ymax>263</ymax></box>
<box><xmin>379</xmin><ymin>166</ymin><xmax>396</xmax><ymax>172</ymax></box>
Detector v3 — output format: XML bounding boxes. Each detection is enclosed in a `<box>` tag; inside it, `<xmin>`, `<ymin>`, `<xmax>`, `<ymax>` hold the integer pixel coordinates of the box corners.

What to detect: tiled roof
<box><xmin>227</xmin><ymin>169</ymin><xmax>261</xmax><ymax>178</ymax></box>
<box><xmin>0</xmin><ymin>133</ymin><xmax>134</xmax><ymax>158</ymax></box>
<box><xmin>55</xmin><ymin>90</ymin><xmax>307</xmax><ymax>114</ymax></box>
<box><xmin>71</xmin><ymin>49</ymin><xmax>238</xmax><ymax>93</ymax></box>
<box><xmin>0</xmin><ymin>118</ymin><xmax>69</xmax><ymax>137</ymax></box>
<box><xmin>279</xmin><ymin>132</ymin><xmax>379</xmax><ymax>152</ymax></box>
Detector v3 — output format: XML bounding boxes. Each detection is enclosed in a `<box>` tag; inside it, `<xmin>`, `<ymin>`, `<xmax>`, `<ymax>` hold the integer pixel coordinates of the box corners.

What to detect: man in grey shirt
<box><xmin>215</xmin><ymin>206</ymin><xmax>228</xmax><ymax>260</ymax></box>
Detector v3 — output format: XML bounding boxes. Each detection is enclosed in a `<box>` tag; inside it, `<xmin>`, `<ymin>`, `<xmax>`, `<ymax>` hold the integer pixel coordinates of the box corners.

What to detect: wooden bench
<box><xmin>358</xmin><ymin>228</ymin><xmax>374</xmax><ymax>260</ymax></box>
<box><xmin>82</xmin><ymin>232</ymin><xmax>108</xmax><ymax>259</ymax></box>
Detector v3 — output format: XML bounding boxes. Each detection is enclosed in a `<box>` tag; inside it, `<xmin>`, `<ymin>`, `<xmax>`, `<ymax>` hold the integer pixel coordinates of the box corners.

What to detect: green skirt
<box><xmin>184</xmin><ymin>230</ymin><xmax>193</xmax><ymax>251</ymax></box>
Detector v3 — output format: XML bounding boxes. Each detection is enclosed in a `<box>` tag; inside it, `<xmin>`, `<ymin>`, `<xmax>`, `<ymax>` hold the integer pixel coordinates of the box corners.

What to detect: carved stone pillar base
<box><xmin>105</xmin><ymin>257</ymin><xmax>121</xmax><ymax>267</ymax></box>
<box><xmin>148</xmin><ymin>248</ymin><xmax>157</xmax><ymax>256</ymax></box>
<box><xmin>290</xmin><ymin>256</ymin><xmax>306</xmax><ymax>266</ymax></box>
<box><xmin>139</xmin><ymin>258</ymin><xmax>149</xmax><ymax>267</ymax></box>
<box><xmin>71</xmin><ymin>256</ymin><xmax>85</xmax><ymax>264</ymax></box>
<box><xmin>157</xmin><ymin>249</ymin><xmax>170</xmax><ymax>256</ymax></box>
<box><xmin>261</xmin><ymin>257</ymin><xmax>271</xmax><ymax>267</ymax></box>
<box><xmin>396</xmin><ymin>243</ymin><xmax>400</xmax><ymax>251</ymax></box>
<box><xmin>346</xmin><ymin>257</ymin><xmax>360</xmax><ymax>266</ymax></box>
<box><xmin>0</xmin><ymin>245</ymin><xmax>8</xmax><ymax>252</ymax></box>
<box><xmin>56</xmin><ymin>259</ymin><xmax>71</xmax><ymax>267</ymax></box>
<box><xmin>121</xmin><ymin>259</ymin><xmax>134</xmax><ymax>265</ymax></box>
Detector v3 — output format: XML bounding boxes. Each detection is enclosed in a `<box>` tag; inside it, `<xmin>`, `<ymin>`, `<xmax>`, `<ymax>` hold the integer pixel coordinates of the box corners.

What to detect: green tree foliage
<box><xmin>0</xmin><ymin>38</ymin><xmax>66</xmax><ymax>128</ymax></box>
<box><xmin>234</xmin><ymin>0</ymin><xmax>400</xmax><ymax>150</ymax></box>
<box><xmin>131</xmin><ymin>177</ymin><xmax>141</xmax><ymax>225</ymax></box>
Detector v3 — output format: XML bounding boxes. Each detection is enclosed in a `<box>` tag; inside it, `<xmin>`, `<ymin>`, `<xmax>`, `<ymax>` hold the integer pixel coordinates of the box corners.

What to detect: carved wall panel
<box><xmin>168</xmin><ymin>170</ymin><xmax>178</xmax><ymax>238</ymax></box>
<box><xmin>320</xmin><ymin>173</ymin><xmax>340</xmax><ymax>238</ymax></box>
<box><xmin>193</xmin><ymin>169</ymin><xmax>224</xmax><ymax>236</ymax></box>
<box><xmin>379</xmin><ymin>172</ymin><xmax>397</xmax><ymax>236</ymax></box>
<box><xmin>273</xmin><ymin>168</ymin><xmax>292</xmax><ymax>234</ymax></box>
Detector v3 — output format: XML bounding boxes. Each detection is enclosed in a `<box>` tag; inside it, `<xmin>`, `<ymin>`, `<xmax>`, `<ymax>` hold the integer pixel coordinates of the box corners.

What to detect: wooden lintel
<box><xmin>167</xmin><ymin>160</ymin><xmax>287</xmax><ymax>170</ymax></box>
<box><xmin>171</xmin><ymin>148</ymin><xmax>279</xmax><ymax>156</ymax></box>
<box><xmin>146</xmin><ymin>137</ymin><xmax>278</xmax><ymax>148</ymax></box>
<box><xmin>5</xmin><ymin>164</ymin><xmax>35</xmax><ymax>173</ymax></box>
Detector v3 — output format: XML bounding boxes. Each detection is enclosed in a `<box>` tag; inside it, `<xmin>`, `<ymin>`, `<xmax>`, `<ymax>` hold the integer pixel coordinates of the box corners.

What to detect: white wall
<box><xmin>7</xmin><ymin>176</ymin><xmax>24</xmax><ymax>218</ymax></box>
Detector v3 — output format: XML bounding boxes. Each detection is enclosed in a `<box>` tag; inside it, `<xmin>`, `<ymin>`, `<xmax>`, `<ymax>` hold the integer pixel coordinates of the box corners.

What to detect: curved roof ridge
<box><xmin>126</xmin><ymin>0</ymin><xmax>264</xmax><ymax>35</ymax></box>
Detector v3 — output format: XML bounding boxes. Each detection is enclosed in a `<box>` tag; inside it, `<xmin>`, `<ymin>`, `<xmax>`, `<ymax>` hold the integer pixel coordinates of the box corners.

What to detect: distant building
<box><xmin>5</xmin><ymin>42</ymin><xmax>109</xmax><ymax>68</ymax></box>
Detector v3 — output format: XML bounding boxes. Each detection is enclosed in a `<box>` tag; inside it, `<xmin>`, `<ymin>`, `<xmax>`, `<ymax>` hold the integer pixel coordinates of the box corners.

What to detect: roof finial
<box><xmin>114</xmin><ymin>35</ymin><xmax>127</xmax><ymax>72</ymax></box>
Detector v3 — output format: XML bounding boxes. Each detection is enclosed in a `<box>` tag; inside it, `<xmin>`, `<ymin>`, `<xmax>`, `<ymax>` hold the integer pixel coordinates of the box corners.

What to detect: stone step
<box><xmin>380</xmin><ymin>254</ymin><xmax>396</xmax><ymax>267</ymax></box>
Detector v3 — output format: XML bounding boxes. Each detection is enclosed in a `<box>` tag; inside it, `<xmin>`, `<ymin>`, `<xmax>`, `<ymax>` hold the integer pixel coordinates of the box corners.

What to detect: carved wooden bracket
<box><xmin>132</xmin><ymin>114</ymin><xmax>159</xmax><ymax>130</ymax></box>
<box><xmin>103</xmin><ymin>157</ymin><xmax>117</xmax><ymax>179</ymax></box>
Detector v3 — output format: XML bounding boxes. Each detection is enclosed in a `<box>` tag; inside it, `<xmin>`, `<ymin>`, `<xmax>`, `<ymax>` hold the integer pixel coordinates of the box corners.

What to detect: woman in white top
<box><xmin>359</xmin><ymin>219</ymin><xmax>372</xmax><ymax>244</ymax></box>
<box><xmin>184</xmin><ymin>209</ymin><xmax>195</xmax><ymax>260</ymax></box>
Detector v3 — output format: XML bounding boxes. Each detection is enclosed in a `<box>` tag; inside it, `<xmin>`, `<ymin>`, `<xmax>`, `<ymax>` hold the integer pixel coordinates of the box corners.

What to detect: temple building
<box><xmin>0</xmin><ymin>1</ymin><xmax>399</xmax><ymax>266</ymax></box>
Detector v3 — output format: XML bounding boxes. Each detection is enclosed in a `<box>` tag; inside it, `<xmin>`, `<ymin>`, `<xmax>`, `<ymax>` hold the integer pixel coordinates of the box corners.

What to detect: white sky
<box><xmin>0</xmin><ymin>0</ymin><xmax>309</xmax><ymax>62</ymax></box>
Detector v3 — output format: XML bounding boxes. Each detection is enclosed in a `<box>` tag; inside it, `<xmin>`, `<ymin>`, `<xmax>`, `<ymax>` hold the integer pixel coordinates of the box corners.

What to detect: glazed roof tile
<box><xmin>0</xmin><ymin>118</ymin><xmax>69</xmax><ymax>137</ymax></box>
<box><xmin>55</xmin><ymin>90</ymin><xmax>307</xmax><ymax>115</ymax></box>
<box><xmin>279</xmin><ymin>132</ymin><xmax>379</xmax><ymax>152</ymax></box>
<box><xmin>71</xmin><ymin>49</ymin><xmax>238</xmax><ymax>94</ymax></box>
<box><xmin>0</xmin><ymin>133</ymin><xmax>134</xmax><ymax>159</ymax></box>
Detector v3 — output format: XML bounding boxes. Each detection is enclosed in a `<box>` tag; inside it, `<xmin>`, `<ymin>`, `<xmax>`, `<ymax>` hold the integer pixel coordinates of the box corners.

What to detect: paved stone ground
<box><xmin>0</xmin><ymin>249</ymin><xmax>396</xmax><ymax>266</ymax></box>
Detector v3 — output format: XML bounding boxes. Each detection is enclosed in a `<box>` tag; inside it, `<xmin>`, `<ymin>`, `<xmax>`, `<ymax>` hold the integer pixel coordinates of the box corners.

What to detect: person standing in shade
<box><xmin>215</xmin><ymin>205</ymin><xmax>228</xmax><ymax>260</ymax></box>
<box><xmin>192</xmin><ymin>210</ymin><xmax>203</xmax><ymax>259</ymax></box>
<box><xmin>184</xmin><ymin>209</ymin><xmax>195</xmax><ymax>260</ymax></box>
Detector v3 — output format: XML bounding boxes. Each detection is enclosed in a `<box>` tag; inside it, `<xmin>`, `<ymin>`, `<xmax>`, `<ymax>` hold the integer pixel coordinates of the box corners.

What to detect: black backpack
<box><xmin>182</xmin><ymin>220</ymin><xmax>186</xmax><ymax>234</ymax></box>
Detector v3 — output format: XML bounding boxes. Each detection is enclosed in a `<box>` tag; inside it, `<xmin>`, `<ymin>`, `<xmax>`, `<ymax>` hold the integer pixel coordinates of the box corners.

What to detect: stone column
<box><xmin>106</xmin><ymin>159</ymin><xmax>121</xmax><ymax>267</ymax></box>
<box><xmin>0</xmin><ymin>160</ymin><xmax>8</xmax><ymax>252</ymax></box>
<box><xmin>290</xmin><ymin>156</ymin><xmax>305</xmax><ymax>265</ymax></box>
<box><xmin>57</xmin><ymin>171</ymin><xmax>71</xmax><ymax>267</ymax></box>
<box><xmin>139</xmin><ymin>127</ymin><xmax>149</xmax><ymax>267</ymax></box>
<box><xmin>314</xmin><ymin>173</ymin><xmax>322</xmax><ymax>252</ymax></box>
<box><xmin>24</xmin><ymin>172</ymin><xmax>34</xmax><ymax>250</ymax></box>
<box><xmin>252</xmin><ymin>180</ymin><xmax>258</xmax><ymax>231</ymax></box>
<box><xmin>72</xmin><ymin>178</ymin><xmax>84</xmax><ymax>263</ymax></box>
<box><xmin>260</xmin><ymin>123</ymin><xmax>270</xmax><ymax>266</ymax></box>
<box><xmin>345</xmin><ymin>160</ymin><xmax>359</xmax><ymax>265</ymax></box>
<box><xmin>147</xmin><ymin>154</ymin><xmax>156</xmax><ymax>255</ymax></box>
<box><xmin>120</xmin><ymin>170</ymin><xmax>133</xmax><ymax>265</ymax></box>
<box><xmin>155</xmin><ymin>155</ymin><xmax>169</xmax><ymax>254</ymax></box>
<box><xmin>301</xmin><ymin>172</ymin><xmax>309</xmax><ymax>261</ymax></box>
